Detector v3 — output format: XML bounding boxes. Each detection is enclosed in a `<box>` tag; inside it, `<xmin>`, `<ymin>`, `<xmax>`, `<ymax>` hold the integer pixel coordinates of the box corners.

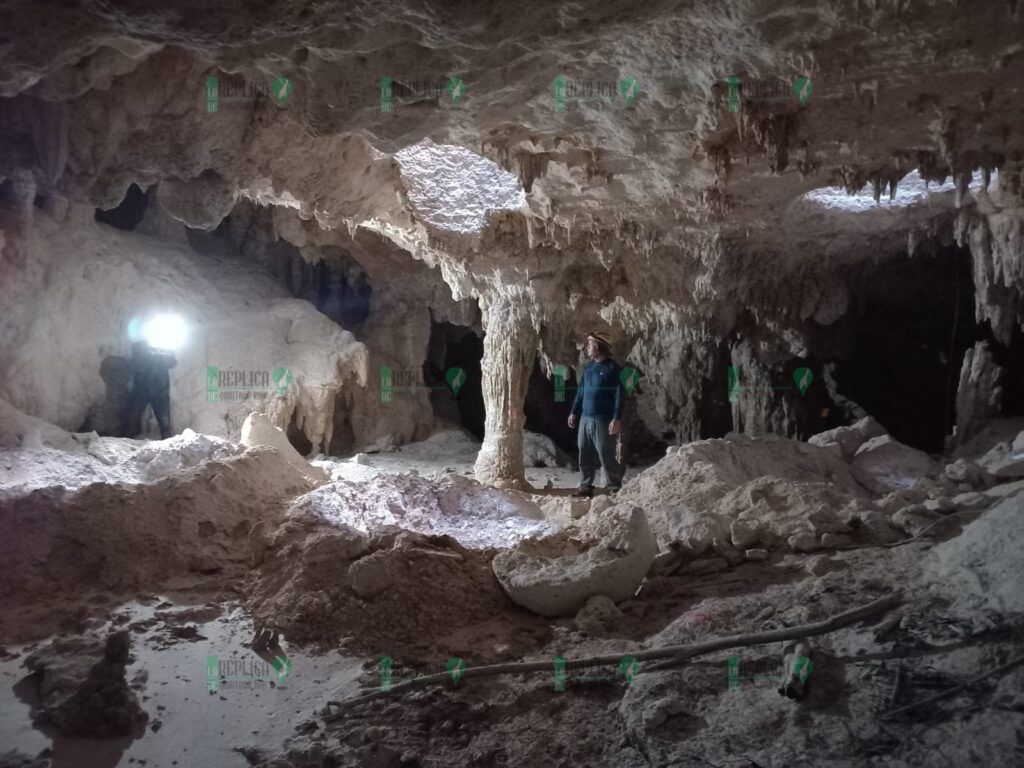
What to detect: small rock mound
<box><xmin>615</xmin><ymin>437</ymin><xmax>873</xmax><ymax>556</ymax></box>
<box><xmin>248</xmin><ymin>475</ymin><xmax>557</xmax><ymax>659</ymax></box>
<box><xmin>23</xmin><ymin>630</ymin><xmax>147</xmax><ymax>737</ymax></box>
<box><xmin>851</xmin><ymin>435</ymin><xmax>938</xmax><ymax>494</ymax></box>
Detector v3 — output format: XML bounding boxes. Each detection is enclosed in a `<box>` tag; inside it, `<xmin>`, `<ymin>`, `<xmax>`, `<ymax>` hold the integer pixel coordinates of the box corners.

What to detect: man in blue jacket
<box><xmin>567</xmin><ymin>330</ymin><xmax>624</xmax><ymax>497</ymax></box>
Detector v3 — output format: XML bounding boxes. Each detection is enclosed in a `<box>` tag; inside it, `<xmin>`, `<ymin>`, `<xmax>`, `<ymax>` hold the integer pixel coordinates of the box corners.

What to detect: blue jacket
<box><xmin>571</xmin><ymin>358</ymin><xmax>623</xmax><ymax>420</ymax></box>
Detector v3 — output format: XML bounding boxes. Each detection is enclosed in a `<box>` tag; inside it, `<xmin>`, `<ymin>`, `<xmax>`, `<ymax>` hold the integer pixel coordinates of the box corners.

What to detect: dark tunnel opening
<box><xmin>94</xmin><ymin>183</ymin><xmax>150</xmax><ymax>231</ymax></box>
<box><xmin>426</xmin><ymin>321</ymin><xmax>485</xmax><ymax>440</ymax></box>
<box><xmin>833</xmin><ymin>244</ymin><xmax>981</xmax><ymax>454</ymax></box>
<box><xmin>987</xmin><ymin>324</ymin><xmax>1024</xmax><ymax>418</ymax></box>
<box><xmin>523</xmin><ymin>359</ymin><xmax>578</xmax><ymax>461</ymax></box>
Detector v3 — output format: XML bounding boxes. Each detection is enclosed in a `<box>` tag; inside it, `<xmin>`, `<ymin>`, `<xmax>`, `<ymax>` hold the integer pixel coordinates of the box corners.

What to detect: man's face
<box><xmin>586</xmin><ymin>338</ymin><xmax>600</xmax><ymax>358</ymax></box>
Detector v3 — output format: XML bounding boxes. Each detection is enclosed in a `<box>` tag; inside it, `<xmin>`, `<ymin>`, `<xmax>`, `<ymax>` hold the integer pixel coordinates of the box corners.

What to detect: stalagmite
<box><xmin>954</xmin><ymin>341</ymin><xmax>1005</xmax><ymax>446</ymax></box>
<box><xmin>472</xmin><ymin>291</ymin><xmax>539</xmax><ymax>489</ymax></box>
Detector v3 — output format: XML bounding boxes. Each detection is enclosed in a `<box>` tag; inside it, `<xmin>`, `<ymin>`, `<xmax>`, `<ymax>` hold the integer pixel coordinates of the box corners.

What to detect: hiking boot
<box><xmin>573</xmin><ymin>488</ymin><xmax>593</xmax><ymax>498</ymax></box>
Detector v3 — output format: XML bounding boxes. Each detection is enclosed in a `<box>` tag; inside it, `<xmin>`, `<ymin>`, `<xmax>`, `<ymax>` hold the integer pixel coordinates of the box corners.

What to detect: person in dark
<box><xmin>567</xmin><ymin>330</ymin><xmax>624</xmax><ymax>497</ymax></box>
<box><xmin>123</xmin><ymin>340</ymin><xmax>176</xmax><ymax>439</ymax></box>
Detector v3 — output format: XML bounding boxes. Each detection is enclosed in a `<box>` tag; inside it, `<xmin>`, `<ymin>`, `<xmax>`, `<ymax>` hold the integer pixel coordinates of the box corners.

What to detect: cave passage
<box><xmin>94</xmin><ymin>183</ymin><xmax>150</xmax><ymax>231</ymax></box>
<box><xmin>426</xmin><ymin>321</ymin><xmax>485</xmax><ymax>439</ymax></box>
<box><xmin>835</xmin><ymin>245</ymin><xmax>980</xmax><ymax>453</ymax></box>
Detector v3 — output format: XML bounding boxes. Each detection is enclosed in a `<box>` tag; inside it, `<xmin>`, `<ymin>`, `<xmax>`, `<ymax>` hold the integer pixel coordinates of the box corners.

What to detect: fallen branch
<box><xmin>323</xmin><ymin>592</ymin><xmax>901</xmax><ymax>720</ymax></box>
<box><xmin>888</xmin><ymin>653</ymin><xmax>1024</xmax><ymax>717</ymax></box>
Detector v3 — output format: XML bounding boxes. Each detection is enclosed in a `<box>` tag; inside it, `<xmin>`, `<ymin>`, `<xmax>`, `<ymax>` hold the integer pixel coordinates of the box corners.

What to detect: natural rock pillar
<box><xmin>473</xmin><ymin>293</ymin><xmax>538</xmax><ymax>489</ymax></box>
<box><xmin>729</xmin><ymin>341</ymin><xmax>792</xmax><ymax>437</ymax></box>
<box><xmin>954</xmin><ymin>341</ymin><xmax>1004</xmax><ymax>447</ymax></box>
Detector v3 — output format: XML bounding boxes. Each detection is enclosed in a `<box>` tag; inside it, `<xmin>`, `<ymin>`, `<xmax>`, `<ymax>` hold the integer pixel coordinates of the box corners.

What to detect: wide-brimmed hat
<box><xmin>587</xmin><ymin>330</ymin><xmax>612</xmax><ymax>351</ymax></box>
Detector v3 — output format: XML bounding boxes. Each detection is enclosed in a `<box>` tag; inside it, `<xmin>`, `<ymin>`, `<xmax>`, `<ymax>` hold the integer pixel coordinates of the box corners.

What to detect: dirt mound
<box><xmin>615</xmin><ymin>436</ymin><xmax>874</xmax><ymax>554</ymax></box>
<box><xmin>0</xmin><ymin>395</ymin><xmax>245</xmax><ymax>492</ymax></box>
<box><xmin>247</xmin><ymin>477</ymin><xmax>555</xmax><ymax>662</ymax></box>
<box><xmin>0</xmin><ymin>446</ymin><xmax>315</xmax><ymax>628</ymax></box>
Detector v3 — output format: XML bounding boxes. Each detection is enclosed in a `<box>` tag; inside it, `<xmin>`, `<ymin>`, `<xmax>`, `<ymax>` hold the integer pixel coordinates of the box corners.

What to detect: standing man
<box><xmin>567</xmin><ymin>331</ymin><xmax>624</xmax><ymax>497</ymax></box>
<box><xmin>123</xmin><ymin>340</ymin><xmax>177</xmax><ymax>439</ymax></box>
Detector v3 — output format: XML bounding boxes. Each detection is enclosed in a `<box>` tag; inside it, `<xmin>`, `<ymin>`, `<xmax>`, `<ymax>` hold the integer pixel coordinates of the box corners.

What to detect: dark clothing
<box><xmin>573</xmin><ymin>357</ymin><xmax>625</xmax><ymax>491</ymax></box>
<box><xmin>578</xmin><ymin>415</ymin><xmax>624</xmax><ymax>492</ymax></box>
<box><xmin>124</xmin><ymin>347</ymin><xmax>176</xmax><ymax>439</ymax></box>
<box><xmin>125</xmin><ymin>389</ymin><xmax>171</xmax><ymax>439</ymax></box>
<box><xmin>571</xmin><ymin>358</ymin><xmax>624</xmax><ymax>420</ymax></box>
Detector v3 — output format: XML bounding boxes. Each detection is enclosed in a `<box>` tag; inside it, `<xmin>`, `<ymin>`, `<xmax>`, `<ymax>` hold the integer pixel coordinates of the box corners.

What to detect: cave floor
<box><xmin>1</xmin><ymin>532</ymin><xmax>1020</xmax><ymax>768</ymax></box>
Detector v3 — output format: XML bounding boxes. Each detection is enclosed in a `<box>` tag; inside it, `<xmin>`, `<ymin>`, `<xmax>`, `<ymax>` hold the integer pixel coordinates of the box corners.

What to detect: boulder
<box><xmin>858</xmin><ymin>509</ymin><xmax>904</xmax><ymax>544</ymax></box>
<box><xmin>852</xmin><ymin>435</ymin><xmax>937</xmax><ymax>494</ymax></box>
<box><xmin>573</xmin><ymin>595</ymin><xmax>623</xmax><ymax>636</ymax></box>
<box><xmin>712</xmin><ymin>537</ymin><xmax>744</xmax><ymax>566</ymax></box>
<box><xmin>787</xmin><ymin>532</ymin><xmax>819</xmax><ymax>552</ymax></box>
<box><xmin>923</xmin><ymin>498</ymin><xmax>955</xmax><ymax>514</ymax></box>
<box><xmin>951</xmin><ymin>491</ymin><xmax>990</xmax><ymax>511</ymax></box>
<box><xmin>944</xmin><ymin>459</ymin><xmax>984</xmax><ymax>486</ymax></box>
<box><xmin>522</xmin><ymin>431</ymin><xmax>567</xmax><ymax>468</ymax></box>
<box><xmin>301</xmin><ymin>527</ymin><xmax>370</xmax><ymax>566</ymax></box>
<box><xmin>491</xmin><ymin>505</ymin><xmax>657</xmax><ymax>617</ymax></box>
<box><xmin>347</xmin><ymin>551</ymin><xmax>394</xmax><ymax>599</ymax></box>
<box><xmin>977</xmin><ymin>441</ymin><xmax>1024</xmax><ymax>480</ymax></box>
<box><xmin>662</xmin><ymin>504</ymin><xmax>729</xmax><ymax>556</ymax></box>
<box><xmin>809</xmin><ymin>416</ymin><xmax>887</xmax><ymax>459</ymax></box>
<box><xmin>730</xmin><ymin>519</ymin><xmax>762</xmax><ymax>549</ymax></box>
<box><xmin>806</xmin><ymin>555</ymin><xmax>832</xmax><ymax>576</ymax></box>
<box><xmin>983</xmin><ymin>479</ymin><xmax>1024</xmax><ymax>502</ymax></box>
<box><xmin>1014</xmin><ymin>431</ymin><xmax>1024</xmax><ymax>454</ymax></box>
<box><xmin>892</xmin><ymin>505</ymin><xmax>941</xmax><ymax>536</ymax></box>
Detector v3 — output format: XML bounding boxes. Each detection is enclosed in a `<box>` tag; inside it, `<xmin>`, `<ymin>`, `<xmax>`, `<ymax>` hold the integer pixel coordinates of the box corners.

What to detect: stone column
<box><xmin>954</xmin><ymin>341</ymin><xmax>1004</xmax><ymax>447</ymax></box>
<box><xmin>473</xmin><ymin>292</ymin><xmax>538</xmax><ymax>489</ymax></box>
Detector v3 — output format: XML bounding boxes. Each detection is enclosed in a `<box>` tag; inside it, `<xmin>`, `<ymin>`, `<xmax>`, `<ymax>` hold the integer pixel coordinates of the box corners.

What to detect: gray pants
<box><xmin>578</xmin><ymin>416</ymin><xmax>624</xmax><ymax>491</ymax></box>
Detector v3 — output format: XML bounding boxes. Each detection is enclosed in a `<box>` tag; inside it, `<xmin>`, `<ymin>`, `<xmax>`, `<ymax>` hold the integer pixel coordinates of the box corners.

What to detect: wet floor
<box><xmin>0</xmin><ymin>595</ymin><xmax>363</xmax><ymax>768</ymax></box>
